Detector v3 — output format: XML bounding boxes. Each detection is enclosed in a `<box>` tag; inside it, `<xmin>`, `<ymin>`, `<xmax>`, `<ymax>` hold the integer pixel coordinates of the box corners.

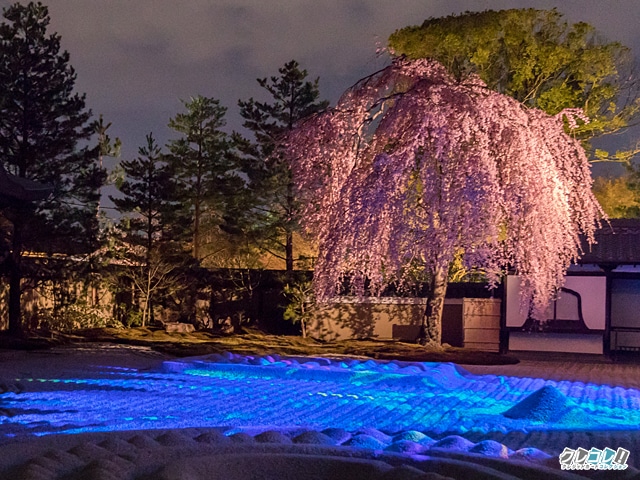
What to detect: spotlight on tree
<box><xmin>287</xmin><ymin>58</ymin><xmax>604</xmax><ymax>346</ymax></box>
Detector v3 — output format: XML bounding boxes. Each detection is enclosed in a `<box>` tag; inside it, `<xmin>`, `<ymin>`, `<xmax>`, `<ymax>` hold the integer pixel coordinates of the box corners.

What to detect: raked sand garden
<box><xmin>0</xmin><ymin>334</ymin><xmax>639</xmax><ymax>479</ymax></box>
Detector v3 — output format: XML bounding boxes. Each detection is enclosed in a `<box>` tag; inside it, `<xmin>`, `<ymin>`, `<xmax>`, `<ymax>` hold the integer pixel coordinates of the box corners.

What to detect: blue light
<box><xmin>0</xmin><ymin>355</ymin><xmax>639</xmax><ymax>442</ymax></box>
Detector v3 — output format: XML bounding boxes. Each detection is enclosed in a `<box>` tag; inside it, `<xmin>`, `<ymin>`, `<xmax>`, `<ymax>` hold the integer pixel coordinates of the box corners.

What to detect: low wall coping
<box><xmin>317</xmin><ymin>297</ymin><xmax>500</xmax><ymax>306</ymax></box>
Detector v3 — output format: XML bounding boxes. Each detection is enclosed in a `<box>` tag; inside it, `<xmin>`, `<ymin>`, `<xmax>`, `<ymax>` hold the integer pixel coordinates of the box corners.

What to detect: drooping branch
<box><xmin>287</xmin><ymin>58</ymin><xmax>604</xmax><ymax>327</ymax></box>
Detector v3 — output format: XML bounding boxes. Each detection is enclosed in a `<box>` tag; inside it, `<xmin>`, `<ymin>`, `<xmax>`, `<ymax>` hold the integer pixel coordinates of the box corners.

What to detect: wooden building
<box><xmin>506</xmin><ymin>219</ymin><xmax>640</xmax><ymax>355</ymax></box>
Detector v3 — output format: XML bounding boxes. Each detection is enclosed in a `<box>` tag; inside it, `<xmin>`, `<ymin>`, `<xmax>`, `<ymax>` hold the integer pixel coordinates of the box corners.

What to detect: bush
<box><xmin>28</xmin><ymin>301</ymin><xmax>121</xmax><ymax>332</ymax></box>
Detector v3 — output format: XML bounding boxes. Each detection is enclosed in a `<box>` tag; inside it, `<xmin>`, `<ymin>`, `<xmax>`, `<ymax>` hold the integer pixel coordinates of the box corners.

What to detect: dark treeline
<box><xmin>0</xmin><ymin>2</ymin><xmax>327</xmax><ymax>334</ymax></box>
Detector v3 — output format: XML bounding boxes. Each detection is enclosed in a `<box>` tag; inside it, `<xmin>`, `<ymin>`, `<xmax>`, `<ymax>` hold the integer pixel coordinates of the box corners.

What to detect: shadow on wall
<box><xmin>309</xmin><ymin>298</ymin><xmax>429</xmax><ymax>342</ymax></box>
<box><xmin>308</xmin><ymin>282</ymin><xmax>502</xmax><ymax>344</ymax></box>
<box><xmin>309</xmin><ymin>297</ymin><xmax>500</xmax><ymax>352</ymax></box>
<box><xmin>0</xmin><ymin>281</ymin><xmax>52</xmax><ymax>331</ymax></box>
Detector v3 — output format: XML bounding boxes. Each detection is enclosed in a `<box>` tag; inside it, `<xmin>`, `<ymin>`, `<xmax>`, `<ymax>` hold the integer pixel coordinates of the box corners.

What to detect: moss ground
<box><xmin>0</xmin><ymin>327</ymin><xmax>519</xmax><ymax>365</ymax></box>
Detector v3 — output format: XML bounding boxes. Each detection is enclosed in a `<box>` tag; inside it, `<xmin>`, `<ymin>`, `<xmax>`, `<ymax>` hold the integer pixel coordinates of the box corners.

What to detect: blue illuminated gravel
<box><xmin>1</xmin><ymin>352</ymin><xmax>639</xmax><ymax>442</ymax></box>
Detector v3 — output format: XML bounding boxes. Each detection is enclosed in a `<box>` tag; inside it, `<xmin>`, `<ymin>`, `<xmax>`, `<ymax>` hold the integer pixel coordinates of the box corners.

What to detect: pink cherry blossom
<box><xmin>286</xmin><ymin>58</ymin><xmax>604</xmax><ymax>344</ymax></box>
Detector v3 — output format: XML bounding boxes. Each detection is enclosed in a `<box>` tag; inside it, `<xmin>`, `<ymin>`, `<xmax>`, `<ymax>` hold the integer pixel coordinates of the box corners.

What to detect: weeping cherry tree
<box><xmin>287</xmin><ymin>58</ymin><xmax>604</xmax><ymax>346</ymax></box>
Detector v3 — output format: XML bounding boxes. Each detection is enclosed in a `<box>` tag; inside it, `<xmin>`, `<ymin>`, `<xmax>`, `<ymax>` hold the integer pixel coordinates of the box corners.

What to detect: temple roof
<box><xmin>0</xmin><ymin>163</ymin><xmax>53</xmax><ymax>206</ymax></box>
<box><xmin>579</xmin><ymin>218</ymin><xmax>640</xmax><ymax>265</ymax></box>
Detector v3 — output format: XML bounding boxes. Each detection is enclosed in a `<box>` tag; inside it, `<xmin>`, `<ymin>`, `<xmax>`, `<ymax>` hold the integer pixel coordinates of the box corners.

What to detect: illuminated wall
<box><xmin>506</xmin><ymin>275</ymin><xmax>606</xmax><ymax>354</ymax></box>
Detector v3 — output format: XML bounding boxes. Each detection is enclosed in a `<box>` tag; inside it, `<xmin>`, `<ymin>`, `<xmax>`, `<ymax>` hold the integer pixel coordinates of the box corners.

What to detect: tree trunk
<box><xmin>8</xmin><ymin>261</ymin><xmax>22</xmax><ymax>335</ymax></box>
<box><xmin>142</xmin><ymin>266</ymin><xmax>152</xmax><ymax>327</ymax></box>
<box><xmin>285</xmin><ymin>176</ymin><xmax>294</xmax><ymax>275</ymax></box>
<box><xmin>300</xmin><ymin>301</ymin><xmax>307</xmax><ymax>338</ymax></box>
<box><xmin>193</xmin><ymin>199</ymin><xmax>200</xmax><ymax>261</ymax></box>
<box><xmin>7</xmin><ymin>218</ymin><xmax>23</xmax><ymax>336</ymax></box>
<box><xmin>285</xmin><ymin>231</ymin><xmax>293</xmax><ymax>273</ymax></box>
<box><xmin>418</xmin><ymin>265</ymin><xmax>448</xmax><ymax>346</ymax></box>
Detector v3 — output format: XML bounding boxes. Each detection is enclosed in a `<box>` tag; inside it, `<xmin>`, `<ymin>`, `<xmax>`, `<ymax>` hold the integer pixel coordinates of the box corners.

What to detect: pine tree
<box><xmin>592</xmin><ymin>175</ymin><xmax>640</xmax><ymax>218</ymax></box>
<box><xmin>0</xmin><ymin>2</ymin><xmax>105</xmax><ymax>334</ymax></box>
<box><xmin>167</xmin><ymin>96</ymin><xmax>239</xmax><ymax>262</ymax></box>
<box><xmin>235</xmin><ymin>60</ymin><xmax>328</xmax><ymax>273</ymax></box>
<box><xmin>109</xmin><ymin>134</ymin><xmax>189</xmax><ymax>326</ymax></box>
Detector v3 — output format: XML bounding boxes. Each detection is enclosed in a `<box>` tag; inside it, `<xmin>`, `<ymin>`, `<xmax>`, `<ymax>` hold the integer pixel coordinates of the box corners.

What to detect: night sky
<box><xmin>3</xmin><ymin>0</ymin><xmax>640</xmax><ymax>174</ymax></box>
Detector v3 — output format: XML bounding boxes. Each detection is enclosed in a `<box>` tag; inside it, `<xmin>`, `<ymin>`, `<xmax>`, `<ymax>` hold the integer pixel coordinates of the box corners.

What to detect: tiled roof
<box><xmin>0</xmin><ymin>163</ymin><xmax>52</xmax><ymax>205</ymax></box>
<box><xmin>579</xmin><ymin>218</ymin><xmax>640</xmax><ymax>265</ymax></box>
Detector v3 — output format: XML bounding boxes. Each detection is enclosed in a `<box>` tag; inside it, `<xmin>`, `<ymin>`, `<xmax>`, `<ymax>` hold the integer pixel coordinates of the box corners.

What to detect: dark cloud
<box><xmin>0</xmin><ymin>0</ymin><xmax>638</xmax><ymax>167</ymax></box>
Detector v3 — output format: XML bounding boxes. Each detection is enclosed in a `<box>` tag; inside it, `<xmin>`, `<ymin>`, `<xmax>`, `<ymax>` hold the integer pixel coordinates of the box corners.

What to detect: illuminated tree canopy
<box><xmin>287</xmin><ymin>58</ymin><xmax>604</xmax><ymax>345</ymax></box>
<box><xmin>388</xmin><ymin>8</ymin><xmax>640</xmax><ymax>163</ymax></box>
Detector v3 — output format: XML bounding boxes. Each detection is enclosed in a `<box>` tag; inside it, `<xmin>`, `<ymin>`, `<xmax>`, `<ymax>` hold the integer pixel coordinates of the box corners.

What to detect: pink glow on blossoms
<box><xmin>287</xmin><ymin>58</ymin><xmax>604</xmax><ymax>319</ymax></box>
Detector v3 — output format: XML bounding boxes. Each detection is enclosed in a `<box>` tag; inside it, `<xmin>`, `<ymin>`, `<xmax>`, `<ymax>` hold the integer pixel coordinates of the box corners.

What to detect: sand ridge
<box><xmin>1</xmin><ymin>345</ymin><xmax>639</xmax><ymax>479</ymax></box>
<box><xmin>0</xmin><ymin>426</ymin><xmax>597</xmax><ymax>480</ymax></box>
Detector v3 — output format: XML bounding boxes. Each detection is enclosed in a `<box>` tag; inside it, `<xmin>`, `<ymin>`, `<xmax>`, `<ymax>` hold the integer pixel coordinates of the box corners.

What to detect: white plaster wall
<box><xmin>505</xmin><ymin>275</ymin><xmax>606</xmax><ymax>329</ymax></box>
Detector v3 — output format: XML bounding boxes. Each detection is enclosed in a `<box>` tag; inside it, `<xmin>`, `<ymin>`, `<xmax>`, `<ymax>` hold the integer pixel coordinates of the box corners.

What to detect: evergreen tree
<box><xmin>592</xmin><ymin>174</ymin><xmax>640</xmax><ymax>218</ymax></box>
<box><xmin>167</xmin><ymin>96</ymin><xmax>239</xmax><ymax>262</ymax></box>
<box><xmin>388</xmin><ymin>9</ymin><xmax>640</xmax><ymax>162</ymax></box>
<box><xmin>235</xmin><ymin>60</ymin><xmax>328</xmax><ymax>273</ymax></box>
<box><xmin>109</xmin><ymin>134</ymin><xmax>189</xmax><ymax>326</ymax></box>
<box><xmin>0</xmin><ymin>2</ymin><xmax>105</xmax><ymax>334</ymax></box>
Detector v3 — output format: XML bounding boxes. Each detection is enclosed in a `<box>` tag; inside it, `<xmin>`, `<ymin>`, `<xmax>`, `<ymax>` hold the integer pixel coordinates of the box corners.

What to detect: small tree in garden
<box><xmin>287</xmin><ymin>58</ymin><xmax>604</xmax><ymax>346</ymax></box>
<box><xmin>283</xmin><ymin>279</ymin><xmax>315</xmax><ymax>338</ymax></box>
